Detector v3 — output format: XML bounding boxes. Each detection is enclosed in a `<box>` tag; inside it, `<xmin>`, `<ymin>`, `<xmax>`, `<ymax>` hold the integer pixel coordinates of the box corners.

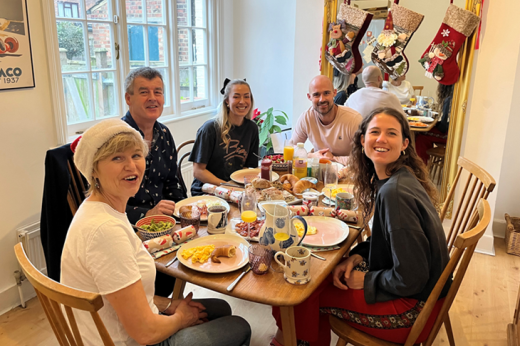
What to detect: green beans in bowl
<box><xmin>136</xmin><ymin>215</ymin><xmax>176</xmax><ymax>240</ymax></box>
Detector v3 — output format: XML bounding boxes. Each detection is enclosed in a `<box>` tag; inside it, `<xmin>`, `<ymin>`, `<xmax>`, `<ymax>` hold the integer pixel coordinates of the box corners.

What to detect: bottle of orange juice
<box><xmin>292</xmin><ymin>143</ymin><xmax>308</xmax><ymax>179</ymax></box>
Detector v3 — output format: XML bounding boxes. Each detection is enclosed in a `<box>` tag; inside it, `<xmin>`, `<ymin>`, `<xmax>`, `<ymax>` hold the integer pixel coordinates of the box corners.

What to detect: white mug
<box><xmin>207</xmin><ymin>206</ymin><xmax>228</xmax><ymax>234</ymax></box>
<box><xmin>274</xmin><ymin>246</ymin><xmax>311</xmax><ymax>285</ymax></box>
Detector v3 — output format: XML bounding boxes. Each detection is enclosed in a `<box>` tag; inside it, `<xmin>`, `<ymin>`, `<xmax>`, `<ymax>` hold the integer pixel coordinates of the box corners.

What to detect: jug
<box><xmin>258</xmin><ymin>204</ymin><xmax>308</xmax><ymax>252</ymax></box>
<box><xmin>416</xmin><ymin>96</ymin><xmax>434</xmax><ymax>109</ymax></box>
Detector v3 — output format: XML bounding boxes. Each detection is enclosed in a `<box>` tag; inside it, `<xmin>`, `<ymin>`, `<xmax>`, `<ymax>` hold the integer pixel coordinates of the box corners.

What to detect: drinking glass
<box><xmin>248</xmin><ymin>244</ymin><xmax>273</xmax><ymax>275</ymax></box>
<box><xmin>410</xmin><ymin>96</ymin><xmax>416</xmax><ymax>106</ymax></box>
<box><xmin>179</xmin><ymin>205</ymin><xmax>201</xmax><ymax>232</ymax></box>
<box><xmin>283</xmin><ymin>139</ymin><xmax>294</xmax><ymax>162</ymax></box>
<box><xmin>241</xmin><ymin>186</ymin><xmax>257</xmax><ymax>239</ymax></box>
<box><xmin>323</xmin><ymin>164</ymin><xmax>338</xmax><ymax>205</ymax></box>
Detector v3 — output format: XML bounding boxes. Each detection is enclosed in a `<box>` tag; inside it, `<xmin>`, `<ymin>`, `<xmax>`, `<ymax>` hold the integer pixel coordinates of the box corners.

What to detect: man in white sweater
<box><xmin>346</xmin><ymin>66</ymin><xmax>406</xmax><ymax>118</ymax></box>
<box><xmin>291</xmin><ymin>75</ymin><xmax>362</xmax><ymax>165</ymax></box>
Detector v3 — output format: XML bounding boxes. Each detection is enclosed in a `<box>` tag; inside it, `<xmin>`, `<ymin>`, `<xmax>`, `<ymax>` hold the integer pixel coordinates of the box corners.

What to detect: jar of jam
<box><xmin>260</xmin><ymin>158</ymin><xmax>272</xmax><ymax>181</ymax></box>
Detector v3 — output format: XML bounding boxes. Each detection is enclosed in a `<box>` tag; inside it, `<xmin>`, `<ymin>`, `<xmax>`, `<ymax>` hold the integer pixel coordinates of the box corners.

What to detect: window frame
<box><xmin>44</xmin><ymin>0</ymin><xmax>222</xmax><ymax>144</ymax></box>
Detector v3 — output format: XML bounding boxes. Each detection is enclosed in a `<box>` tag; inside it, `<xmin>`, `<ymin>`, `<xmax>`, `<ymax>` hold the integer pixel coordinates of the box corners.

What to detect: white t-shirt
<box><xmin>61</xmin><ymin>201</ymin><xmax>158</xmax><ymax>346</ymax></box>
<box><xmin>382</xmin><ymin>80</ymin><xmax>415</xmax><ymax>104</ymax></box>
<box><xmin>346</xmin><ymin>87</ymin><xmax>406</xmax><ymax>119</ymax></box>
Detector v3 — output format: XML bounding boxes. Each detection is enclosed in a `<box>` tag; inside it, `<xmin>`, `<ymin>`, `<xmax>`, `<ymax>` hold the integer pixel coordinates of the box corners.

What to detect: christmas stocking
<box><xmin>418</xmin><ymin>4</ymin><xmax>480</xmax><ymax>85</ymax></box>
<box><xmin>370</xmin><ymin>2</ymin><xmax>424</xmax><ymax>80</ymax></box>
<box><xmin>326</xmin><ymin>1</ymin><xmax>373</xmax><ymax>75</ymax></box>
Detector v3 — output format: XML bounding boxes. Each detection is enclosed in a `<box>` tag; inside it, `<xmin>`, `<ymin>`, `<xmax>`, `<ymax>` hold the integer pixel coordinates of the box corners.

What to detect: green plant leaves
<box><xmin>275</xmin><ymin>116</ymin><xmax>287</xmax><ymax>125</ymax></box>
<box><xmin>257</xmin><ymin>108</ymin><xmax>288</xmax><ymax>149</ymax></box>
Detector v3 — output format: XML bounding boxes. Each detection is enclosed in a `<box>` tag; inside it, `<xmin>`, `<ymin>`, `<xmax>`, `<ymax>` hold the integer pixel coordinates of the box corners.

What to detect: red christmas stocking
<box><xmin>371</xmin><ymin>2</ymin><xmax>424</xmax><ymax>80</ymax></box>
<box><xmin>326</xmin><ymin>1</ymin><xmax>373</xmax><ymax>75</ymax></box>
<box><xmin>418</xmin><ymin>4</ymin><xmax>480</xmax><ymax>85</ymax></box>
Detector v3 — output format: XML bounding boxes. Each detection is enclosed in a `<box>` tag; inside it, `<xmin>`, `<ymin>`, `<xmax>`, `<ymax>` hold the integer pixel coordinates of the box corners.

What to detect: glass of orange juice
<box><xmin>241</xmin><ymin>188</ymin><xmax>257</xmax><ymax>239</ymax></box>
<box><xmin>283</xmin><ymin>139</ymin><xmax>294</xmax><ymax>162</ymax></box>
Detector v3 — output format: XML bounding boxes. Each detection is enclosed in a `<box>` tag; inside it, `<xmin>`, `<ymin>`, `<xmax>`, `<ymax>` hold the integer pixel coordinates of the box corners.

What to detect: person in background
<box><xmin>333</xmin><ymin>70</ymin><xmax>359</xmax><ymax>106</ymax></box>
<box><xmin>122</xmin><ymin>67</ymin><xmax>185</xmax><ymax>224</ymax></box>
<box><xmin>271</xmin><ymin>108</ymin><xmax>451</xmax><ymax>346</ymax></box>
<box><xmin>346</xmin><ymin>66</ymin><xmax>406</xmax><ymax>118</ymax></box>
<box><xmin>415</xmin><ymin>84</ymin><xmax>453</xmax><ymax>165</ymax></box>
<box><xmin>382</xmin><ymin>74</ymin><xmax>415</xmax><ymax>105</ymax></box>
<box><xmin>190</xmin><ymin>79</ymin><xmax>259</xmax><ymax>196</ymax></box>
<box><xmin>290</xmin><ymin>75</ymin><xmax>362</xmax><ymax>165</ymax></box>
<box><xmin>62</xmin><ymin>119</ymin><xmax>251</xmax><ymax>346</ymax></box>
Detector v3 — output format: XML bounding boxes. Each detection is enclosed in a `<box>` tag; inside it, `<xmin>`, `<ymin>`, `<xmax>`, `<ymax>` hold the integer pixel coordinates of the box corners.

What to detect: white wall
<box><xmin>461</xmin><ymin>0</ymin><xmax>520</xmax><ymax>252</ymax></box>
<box><xmin>231</xmin><ymin>0</ymin><xmax>297</xmax><ymax>123</ymax></box>
<box><xmin>0</xmin><ymin>0</ymin><xmax>57</xmax><ymax>314</ymax></box>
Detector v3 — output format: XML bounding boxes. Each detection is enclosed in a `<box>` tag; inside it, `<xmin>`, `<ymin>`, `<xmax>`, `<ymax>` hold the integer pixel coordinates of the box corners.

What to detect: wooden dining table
<box><xmin>408</xmin><ymin>113</ymin><xmax>439</xmax><ymax>147</ymax></box>
<box><xmin>155</xmin><ymin>194</ymin><xmax>362</xmax><ymax>346</ymax></box>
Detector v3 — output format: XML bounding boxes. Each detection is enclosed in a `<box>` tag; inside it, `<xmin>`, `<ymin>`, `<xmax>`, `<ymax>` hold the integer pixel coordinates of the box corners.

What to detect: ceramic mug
<box><xmin>336</xmin><ymin>192</ymin><xmax>355</xmax><ymax>210</ymax></box>
<box><xmin>207</xmin><ymin>206</ymin><xmax>228</xmax><ymax>234</ymax></box>
<box><xmin>274</xmin><ymin>246</ymin><xmax>311</xmax><ymax>285</ymax></box>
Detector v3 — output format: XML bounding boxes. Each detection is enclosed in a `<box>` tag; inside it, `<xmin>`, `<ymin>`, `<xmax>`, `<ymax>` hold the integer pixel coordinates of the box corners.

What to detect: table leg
<box><xmin>172</xmin><ymin>279</ymin><xmax>186</xmax><ymax>299</ymax></box>
<box><xmin>410</xmin><ymin>131</ymin><xmax>416</xmax><ymax>148</ymax></box>
<box><xmin>280</xmin><ymin>306</ymin><xmax>297</xmax><ymax>346</ymax></box>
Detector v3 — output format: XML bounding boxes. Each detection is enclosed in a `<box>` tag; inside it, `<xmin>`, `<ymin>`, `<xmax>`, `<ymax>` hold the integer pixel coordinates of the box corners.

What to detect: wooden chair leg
<box><xmin>336</xmin><ymin>338</ymin><xmax>348</xmax><ymax>346</ymax></box>
<box><xmin>444</xmin><ymin>314</ymin><xmax>456</xmax><ymax>346</ymax></box>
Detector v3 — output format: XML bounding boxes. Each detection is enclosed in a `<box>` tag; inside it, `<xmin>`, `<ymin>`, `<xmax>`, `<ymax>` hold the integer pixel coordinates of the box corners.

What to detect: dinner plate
<box><xmin>321</xmin><ymin>184</ymin><xmax>354</xmax><ymax>205</ymax></box>
<box><xmin>177</xmin><ymin>234</ymin><xmax>249</xmax><ymax>273</ymax></box>
<box><xmin>174</xmin><ymin>196</ymin><xmax>230</xmax><ymax>221</ymax></box>
<box><xmin>409</xmin><ymin>122</ymin><xmax>429</xmax><ymax>128</ymax></box>
<box><xmin>230</xmin><ymin>168</ymin><xmax>279</xmax><ymax>184</ymax></box>
<box><xmin>407</xmin><ymin>116</ymin><xmax>434</xmax><ymax>123</ymax></box>
<box><xmin>301</xmin><ymin>216</ymin><xmax>350</xmax><ymax>247</ymax></box>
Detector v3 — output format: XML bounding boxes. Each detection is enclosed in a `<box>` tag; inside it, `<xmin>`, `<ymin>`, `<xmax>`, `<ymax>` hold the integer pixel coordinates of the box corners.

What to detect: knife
<box><xmin>311</xmin><ymin>253</ymin><xmax>326</xmax><ymax>261</ymax></box>
<box><xmin>227</xmin><ymin>264</ymin><xmax>251</xmax><ymax>292</ymax></box>
<box><xmin>165</xmin><ymin>255</ymin><xmax>178</xmax><ymax>267</ymax></box>
<box><xmin>220</xmin><ymin>182</ymin><xmax>242</xmax><ymax>188</ymax></box>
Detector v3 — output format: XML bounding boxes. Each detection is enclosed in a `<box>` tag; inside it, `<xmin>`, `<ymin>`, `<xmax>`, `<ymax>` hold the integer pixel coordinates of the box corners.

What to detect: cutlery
<box><xmin>311</xmin><ymin>253</ymin><xmax>326</xmax><ymax>261</ymax></box>
<box><xmin>227</xmin><ymin>264</ymin><xmax>251</xmax><ymax>292</ymax></box>
<box><xmin>131</xmin><ymin>224</ymin><xmax>148</xmax><ymax>232</ymax></box>
<box><xmin>165</xmin><ymin>255</ymin><xmax>178</xmax><ymax>267</ymax></box>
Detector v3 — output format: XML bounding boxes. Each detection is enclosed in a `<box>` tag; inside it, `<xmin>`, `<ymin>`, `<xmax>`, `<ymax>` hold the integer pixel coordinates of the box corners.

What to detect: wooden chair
<box><xmin>440</xmin><ymin>157</ymin><xmax>496</xmax><ymax>253</ymax></box>
<box><xmin>176</xmin><ymin>139</ymin><xmax>195</xmax><ymax>198</ymax></box>
<box><xmin>67</xmin><ymin>158</ymin><xmax>87</xmax><ymax>216</ymax></box>
<box><xmin>330</xmin><ymin>199</ymin><xmax>491</xmax><ymax>346</ymax></box>
<box><xmin>412</xmin><ymin>86</ymin><xmax>424</xmax><ymax>96</ymax></box>
<box><xmin>426</xmin><ymin>146</ymin><xmax>445</xmax><ymax>185</ymax></box>
<box><xmin>14</xmin><ymin>242</ymin><xmax>115</xmax><ymax>346</ymax></box>
<box><xmin>508</xmin><ymin>284</ymin><xmax>520</xmax><ymax>345</ymax></box>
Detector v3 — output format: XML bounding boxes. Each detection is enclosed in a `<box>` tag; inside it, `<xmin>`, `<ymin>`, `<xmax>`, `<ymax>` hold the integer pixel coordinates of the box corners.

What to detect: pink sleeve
<box><xmin>291</xmin><ymin>112</ymin><xmax>308</xmax><ymax>145</ymax></box>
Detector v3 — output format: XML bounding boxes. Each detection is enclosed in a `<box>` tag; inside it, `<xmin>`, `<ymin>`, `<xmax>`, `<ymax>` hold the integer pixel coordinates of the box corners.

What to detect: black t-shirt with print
<box><xmin>189</xmin><ymin>119</ymin><xmax>259</xmax><ymax>196</ymax></box>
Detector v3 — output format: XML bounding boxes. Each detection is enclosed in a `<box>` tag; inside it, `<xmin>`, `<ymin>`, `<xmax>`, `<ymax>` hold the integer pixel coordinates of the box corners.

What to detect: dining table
<box><xmin>155</xmin><ymin>188</ymin><xmax>363</xmax><ymax>346</ymax></box>
<box><xmin>408</xmin><ymin>111</ymin><xmax>439</xmax><ymax>147</ymax></box>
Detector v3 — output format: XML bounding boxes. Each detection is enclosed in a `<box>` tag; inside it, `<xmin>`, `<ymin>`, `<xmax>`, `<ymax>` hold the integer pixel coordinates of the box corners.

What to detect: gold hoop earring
<box><xmin>402</xmin><ymin>150</ymin><xmax>406</xmax><ymax>156</ymax></box>
<box><xmin>361</xmin><ymin>147</ymin><xmax>365</xmax><ymax>154</ymax></box>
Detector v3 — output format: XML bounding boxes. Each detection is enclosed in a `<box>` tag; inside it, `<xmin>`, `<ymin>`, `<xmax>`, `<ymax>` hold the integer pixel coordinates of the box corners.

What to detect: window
<box><xmin>49</xmin><ymin>0</ymin><xmax>217</xmax><ymax>139</ymax></box>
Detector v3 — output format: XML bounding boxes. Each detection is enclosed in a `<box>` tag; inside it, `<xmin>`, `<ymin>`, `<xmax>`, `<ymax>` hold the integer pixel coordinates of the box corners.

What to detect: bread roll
<box><xmin>252</xmin><ymin>177</ymin><xmax>271</xmax><ymax>189</ymax></box>
<box><xmin>293</xmin><ymin>180</ymin><xmax>315</xmax><ymax>194</ymax></box>
<box><xmin>211</xmin><ymin>245</ymin><xmax>236</xmax><ymax>263</ymax></box>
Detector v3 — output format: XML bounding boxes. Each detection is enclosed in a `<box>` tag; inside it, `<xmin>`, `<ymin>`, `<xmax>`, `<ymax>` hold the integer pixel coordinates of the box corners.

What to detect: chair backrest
<box><xmin>440</xmin><ymin>156</ymin><xmax>496</xmax><ymax>253</ymax></box>
<box><xmin>403</xmin><ymin>199</ymin><xmax>490</xmax><ymax>346</ymax></box>
<box><xmin>14</xmin><ymin>242</ymin><xmax>115</xmax><ymax>346</ymax></box>
<box><xmin>67</xmin><ymin>158</ymin><xmax>87</xmax><ymax>216</ymax></box>
<box><xmin>412</xmin><ymin>85</ymin><xmax>423</xmax><ymax>96</ymax></box>
<box><xmin>176</xmin><ymin>139</ymin><xmax>195</xmax><ymax>198</ymax></box>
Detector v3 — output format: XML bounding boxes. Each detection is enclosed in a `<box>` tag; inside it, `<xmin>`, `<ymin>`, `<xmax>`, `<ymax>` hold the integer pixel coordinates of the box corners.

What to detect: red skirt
<box><xmin>272</xmin><ymin>275</ymin><xmax>444</xmax><ymax>345</ymax></box>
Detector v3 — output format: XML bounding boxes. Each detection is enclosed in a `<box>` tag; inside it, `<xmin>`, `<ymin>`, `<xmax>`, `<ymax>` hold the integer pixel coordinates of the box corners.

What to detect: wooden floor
<box><xmin>1</xmin><ymin>237</ymin><xmax>519</xmax><ymax>346</ymax></box>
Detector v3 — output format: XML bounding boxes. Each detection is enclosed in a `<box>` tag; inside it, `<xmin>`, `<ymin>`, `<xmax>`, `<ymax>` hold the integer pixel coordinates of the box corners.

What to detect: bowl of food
<box><xmin>263</xmin><ymin>154</ymin><xmax>289</xmax><ymax>170</ymax></box>
<box><xmin>135</xmin><ymin>215</ymin><xmax>176</xmax><ymax>240</ymax></box>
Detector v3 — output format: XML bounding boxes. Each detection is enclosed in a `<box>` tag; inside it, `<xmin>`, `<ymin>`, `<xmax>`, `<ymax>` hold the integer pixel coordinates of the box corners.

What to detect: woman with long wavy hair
<box><xmin>189</xmin><ymin>79</ymin><xmax>259</xmax><ymax>196</ymax></box>
<box><xmin>271</xmin><ymin>108</ymin><xmax>451</xmax><ymax>346</ymax></box>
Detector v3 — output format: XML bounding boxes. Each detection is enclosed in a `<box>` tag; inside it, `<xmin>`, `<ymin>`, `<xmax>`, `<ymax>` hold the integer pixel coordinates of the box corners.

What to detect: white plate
<box><xmin>177</xmin><ymin>234</ymin><xmax>249</xmax><ymax>274</ymax></box>
<box><xmin>301</xmin><ymin>216</ymin><xmax>350</xmax><ymax>247</ymax></box>
<box><xmin>407</xmin><ymin>116</ymin><xmax>435</xmax><ymax>123</ymax></box>
<box><xmin>230</xmin><ymin>168</ymin><xmax>279</xmax><ymax>184</ymax></box>
<box><xmin>174</xmin><ymin>196</ymin><xmax>230</xmax><ymax>221</ymax></box>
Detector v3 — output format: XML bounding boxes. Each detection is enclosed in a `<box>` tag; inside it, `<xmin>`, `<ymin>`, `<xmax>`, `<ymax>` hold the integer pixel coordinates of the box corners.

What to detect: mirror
<box><xmin>325</xmin><ymin>0</ymin><xmax>479</xmax><ymax>205</ymax></box>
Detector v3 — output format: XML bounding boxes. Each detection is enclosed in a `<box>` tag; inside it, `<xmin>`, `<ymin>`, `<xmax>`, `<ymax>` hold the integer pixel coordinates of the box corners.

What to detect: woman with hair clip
<box><xmin>190</xmin><ymin>79</ymin><xmax>259</xmax><ymax>196</ymax></box>
<box><xmin>270</xmin><ymin>107</ymin><xmax>451</xmax><ymax>346</ymax></box>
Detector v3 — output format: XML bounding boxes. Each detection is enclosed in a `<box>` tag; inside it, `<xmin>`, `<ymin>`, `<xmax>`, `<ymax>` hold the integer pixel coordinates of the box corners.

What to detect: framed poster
<box><xmin>0</xmin><ymin>0</ymin><xmax>35</xmax><ymax>90</ymax></box>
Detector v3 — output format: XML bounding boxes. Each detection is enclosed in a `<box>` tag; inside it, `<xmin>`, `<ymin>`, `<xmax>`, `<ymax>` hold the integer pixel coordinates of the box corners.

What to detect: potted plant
<box><xmin>252</xmin><ymin>107</ymin><xmax>289</xmax><ymax>157</ymax></box>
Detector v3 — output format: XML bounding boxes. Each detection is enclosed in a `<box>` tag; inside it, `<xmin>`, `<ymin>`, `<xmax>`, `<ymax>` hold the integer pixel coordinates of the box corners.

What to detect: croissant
<box><xmin>293</xmin><ymin>180</ymin><xmax>315</xmax><ymax>194</ymax></box>
<box><xmin>282</xmin><ymin>183</ymin><xmax>293</xmax><ymax>192</ymax></box>
<box><xmin>280</xmin><ymin>174</ymin><xmax>299</xmax><ymax>186</ymax></box>
<box><xmin>211</xmin><ymin>245</ymin><xmax>236</xmax><ymax>263</ymax></box>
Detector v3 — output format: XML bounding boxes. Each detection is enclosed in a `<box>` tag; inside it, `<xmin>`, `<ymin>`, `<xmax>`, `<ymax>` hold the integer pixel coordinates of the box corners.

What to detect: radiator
<box><xmin>17</xmin><ymin>222</ymin><xmax>47</xmax><ymax>274</ymax></box>
<box><xmin>181</xmin><ymin>162</ymin><xmax>194</xmax><ymax>197</ymax></box>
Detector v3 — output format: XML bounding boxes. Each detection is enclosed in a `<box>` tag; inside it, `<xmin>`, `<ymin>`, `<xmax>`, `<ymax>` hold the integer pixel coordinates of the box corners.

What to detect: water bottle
<box><xmin>292</xmin><ymin>143</ymin><xmax>308</xmax><ymax>179</ymax></box>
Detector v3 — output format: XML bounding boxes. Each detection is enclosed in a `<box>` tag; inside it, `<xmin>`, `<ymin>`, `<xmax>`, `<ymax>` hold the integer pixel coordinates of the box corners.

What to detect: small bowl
<box><xmin>263</xmin><ymin>154</ymin><xmax>289</xmax><ymax>170</ymax></box>
<box><xmin>135</xmin><ymin>215</ymin><xmax>176</xmax><ymax>240</ymax></box>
